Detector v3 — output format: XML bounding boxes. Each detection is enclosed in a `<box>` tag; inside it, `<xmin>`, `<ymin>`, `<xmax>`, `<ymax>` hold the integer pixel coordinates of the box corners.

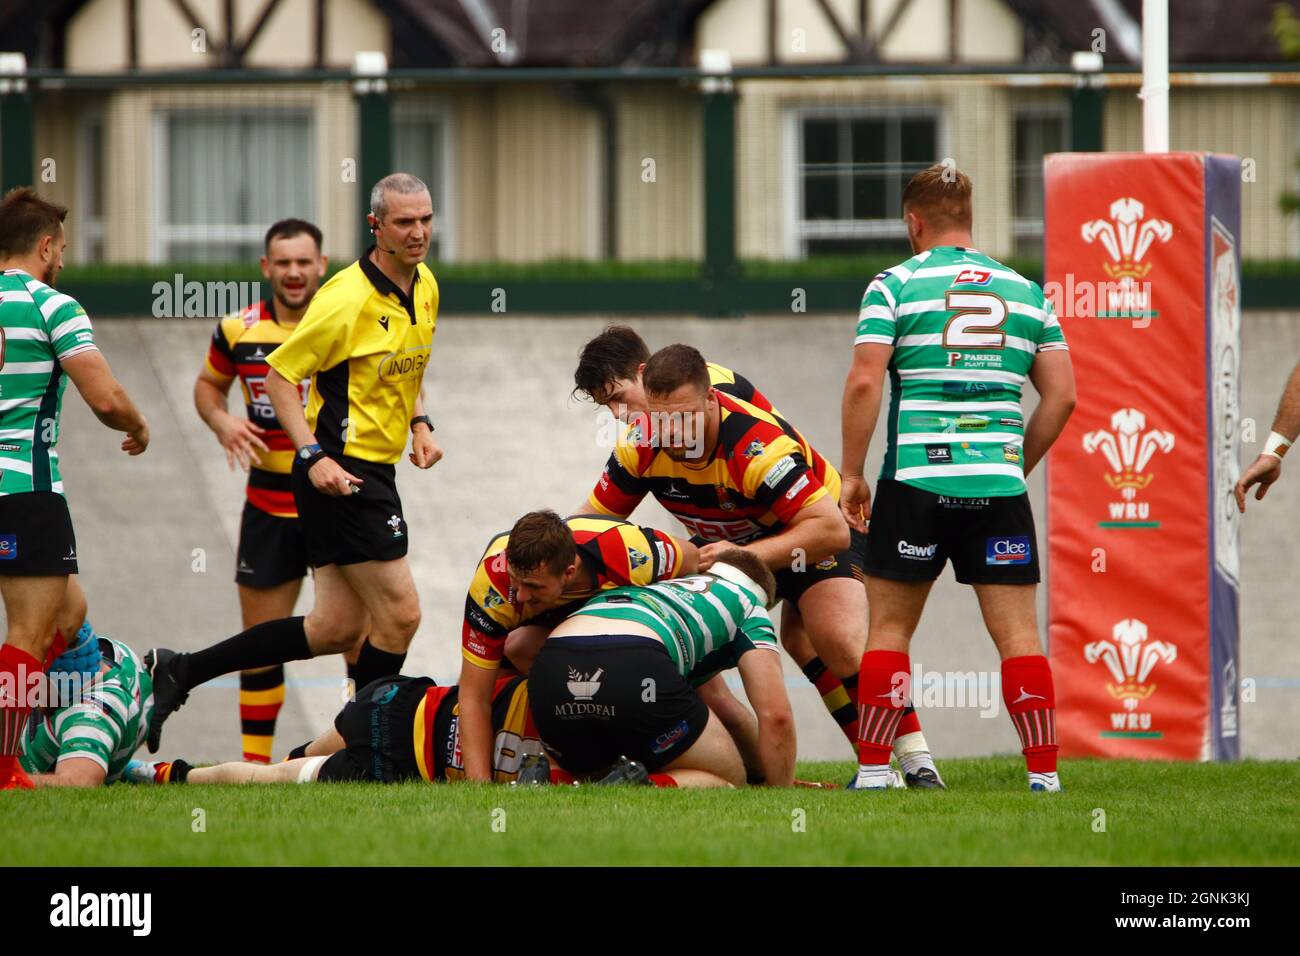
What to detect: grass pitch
<box><xmin>5</xmin><ymin>758</ymin><xmax>1296</xmax><ymax>866</ymax></box>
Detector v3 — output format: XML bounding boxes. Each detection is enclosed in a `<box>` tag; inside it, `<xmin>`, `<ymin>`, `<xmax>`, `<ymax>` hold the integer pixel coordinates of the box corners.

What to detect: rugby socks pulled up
<box><xmin>178</xmin><ymin>616</ymin><xmax>312</xmax><ymax>690</ymax></box>
<box><xmin>1001</xmin><ymin>654</ymin><xmax>1059</xmax><ymax>783</ymax></box>
<box><xmin>856</xmin><ymin>649</ymin><xmax>910</xmax><ymax>768</ymax></box>
<box><xmin>238</xmin><ymin>665</ymin><xmax>285</xmax><ymax>763</ymax></box>
<box><xmin>350</xmin><ymin>639</ymin><xmax>406</xmax><ymax>690</ymax></box>
<box><xmin>0</xmin><ymin>643</ymin><xmax>41</xmax><ymax>786</ymax></box>
<box><xmin>800</xmin><ymin>656</ymin><xmax>858</xmax><ymax>745</ymax></box>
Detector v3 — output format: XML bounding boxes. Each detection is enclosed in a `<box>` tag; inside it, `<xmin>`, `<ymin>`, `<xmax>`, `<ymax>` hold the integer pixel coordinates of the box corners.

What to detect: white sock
<box><xmin>855</xmin><ymin>763</ymin><xmax>896</xmax><ymax>789</ymax></box>
<box><xmin>1028</xmin><ymin>770</ymin><xmax>1061</xmax><ymax>792</ymax></box>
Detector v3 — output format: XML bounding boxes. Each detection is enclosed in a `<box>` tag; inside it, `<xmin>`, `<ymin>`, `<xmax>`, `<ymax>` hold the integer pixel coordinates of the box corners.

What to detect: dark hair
<box><xmin>710</xmin><ymin>548</ymin><xmax>777</xmax><ymax>606</ymax></box>
<box><xmin>901</xmin><ymin>163</ymin><xmax>973</xmax><ymax>231</ymax></box>
<box><xmin>573</xmin><ymin>325</ymin><xmax>651</xmax><ymax>402</ymax></box>
<box><xmin>264</xmin><ymin>218</ymin><xmax>323</xmax><ymax>253</ymax></box>
<box><xmin>642</xmin><ymin>344</ymin><xmax>710</xmax><ymax>397</ymax></box>
<box><xmin>505</xmin><ymin>510</ymin><xmax>576</xmax><ymax>576</ymax></box>
<box><xmin>0</xmin><ymin>188</ymin><xmax>67</xmax><ymax>259</ymax></box>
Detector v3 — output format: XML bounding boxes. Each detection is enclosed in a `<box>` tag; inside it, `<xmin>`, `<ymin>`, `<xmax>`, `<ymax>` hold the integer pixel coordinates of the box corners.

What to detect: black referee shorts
<box><xmin>291</xmin><ymin>454</ymin><xmax>408</xmax><ymax>568</ymax></box>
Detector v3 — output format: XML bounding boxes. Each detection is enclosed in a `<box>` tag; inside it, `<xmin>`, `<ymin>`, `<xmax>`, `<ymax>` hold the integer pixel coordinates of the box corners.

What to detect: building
<box><xmin>0</xmin><ymin>0</ymin><xmax>1295</xmax><ymax>267</ymax></box>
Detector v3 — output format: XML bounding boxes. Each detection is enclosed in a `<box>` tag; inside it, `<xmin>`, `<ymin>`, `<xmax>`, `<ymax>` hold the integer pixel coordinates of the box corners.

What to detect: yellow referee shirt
<box><xmin>267</xmin><ymin>249</ymin><xmax>438</xmax><ymax>464</ymax></box>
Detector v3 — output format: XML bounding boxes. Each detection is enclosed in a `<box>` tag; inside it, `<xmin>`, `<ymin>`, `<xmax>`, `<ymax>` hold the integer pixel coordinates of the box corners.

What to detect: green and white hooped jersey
<box><xmin>854</xmin><ymin>246</ymin><xmax>1068</xmax><ymax>497</ymax></box>
<box><xmin>20</xmin><ymin>637</ymin><xmax>154</xmax><ymax>783</ymax></box>
<box><xmin>0</xmin><ymin>269</ymin><xmax>98</xmax><ymax>496</ymax></box>
<box><xmin>570</xmin><ymin>568</ymin><xmax>779</xmax><ymax>686</ymax></box>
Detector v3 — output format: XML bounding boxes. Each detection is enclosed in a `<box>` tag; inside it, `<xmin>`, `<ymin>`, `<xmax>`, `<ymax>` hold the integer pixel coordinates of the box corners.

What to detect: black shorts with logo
<box><xmin>529</xmin><ymin>635</ymin><xmax>709</xmax><ymax>775</ymax></box>
<box><xmin>864</xmin><ymin>479</ymin><xmax>1040</xmax><ymax>585</ymax></box>
<box><xmin>316</xmin><ymin>675</ymin><xmax>435</xmax><ymax>783</ymax></box>
<box><xmin>235</xmin><ymin>501</ymin><xmax>310</xmax><ymax>588</ymax></box>
<box><xmin>0</xmin><ymin>491</ymin><xmax>79</xmax><ymax>576</ymax></box>
<box><xmin>690</xmin><ymin>530</ymin><xmax>866</xmax><ymax>607</ymax></box>
<box><xmin>772</xmin><ymin>528</ymin><xmax>867</xmax><ymax>605</ymax></box>
<box><xmin>291</xmin><ymin>454</ymin><xmax>408</xmax><ymax>568</ymax></box>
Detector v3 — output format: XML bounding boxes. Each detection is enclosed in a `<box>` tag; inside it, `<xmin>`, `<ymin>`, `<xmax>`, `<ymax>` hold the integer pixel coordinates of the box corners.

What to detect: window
<box><xmin>793</xmin><ymin>109</ymin><xmax>940</xmax><ymax>257</ymax></box>
<box><xmin>1013</xmin><ymin>110</ymin><xmax>1068</xmax><ymax>258</ymax></box>
<box><xmin>77</xmin><ymin>115</ymin><xmax>105</xmax><ymax>263</ymax></box>
<box><xmin>157</xmin><ymin>110</ymin><xmax>314</xmax><ymax>263</ymax></box>
<box><xmin>392</xmin><ymin>104</ymin><xmax>452</xmax><ymax>261</ymax></box>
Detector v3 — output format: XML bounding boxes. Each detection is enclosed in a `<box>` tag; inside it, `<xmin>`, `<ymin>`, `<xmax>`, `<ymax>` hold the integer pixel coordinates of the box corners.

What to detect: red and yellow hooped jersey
<box><xmin>414</xmin><ymin>674</ymin><xmax>540</xmax><ymax>783</ymax></box>
<box><xmin>205</xmin><ymin>300</ymin><xmax>309</xmax><ymax>517</ymax></box>
<box><xmin>586</xmin><ymin>391</ymin><xmax>839</xmax><ymax>544</ymax></box>
<box><xmin>461</xmin><ymin>515</ymin><xmax>686</xmax><ymax>669</ymax></box>
<box><xmin>707</xmin><ymin>362</ymin><xmax>776</xmax><ymax>415</ymax></box>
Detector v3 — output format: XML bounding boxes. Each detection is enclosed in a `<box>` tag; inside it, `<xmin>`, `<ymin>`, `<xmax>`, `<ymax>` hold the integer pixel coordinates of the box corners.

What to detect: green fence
<box><xmin>2</xmin><ymin>62</ymin><xmax>1298</xmax><ymax>316</ymax></box>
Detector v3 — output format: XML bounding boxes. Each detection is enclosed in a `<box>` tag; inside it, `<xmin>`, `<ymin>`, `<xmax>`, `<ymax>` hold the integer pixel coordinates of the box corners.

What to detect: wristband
<box><xmin>1263</xmin><ymin>431</ymin><xmax>1293</xmax><ymax>461</ymax></box>
<box><xmin>410</xmin><ymin>415</ymin><xmax>434</xmax><ymax>433</ymax></box>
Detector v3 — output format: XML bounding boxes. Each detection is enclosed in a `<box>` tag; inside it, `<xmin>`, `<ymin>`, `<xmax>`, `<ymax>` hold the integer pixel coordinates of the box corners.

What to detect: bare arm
<box><xmin>455</xmin><ymin>659</ymin><xmax>498</xmax><ymax>782</ymax></box>
<box><xmin>736</xmin><ymin>650</ymin><xmax>796</xmax><ymax>787</ymax></box>
<box><xmin>696</xmin><ymin>675</ymin><xmax>762</xmax><ymax>779</ymax></box>
<box><xmin>60</xmin><ymin>351</ymin><xmax>148</xmax><ymax>453</ymax></box>
<box><xmin>839</xmin><ymin>342</ymin><xmax>892</xmax><ymax>530</ymax></box>
<box><xmin>1022</xmin><ymin>350</ymin><xmax>1077</xmax><ymax>477</ymax></box>
<box><xmin>28</xmin><ymin>757</ymin><xmax>107</xmax><ymax>788</ymax></box>
<box><xmin>194</xmin><ymin>368</ymin><xmax>268</xmax><ymax>471</ymax></box>
<box><xmin>669</xmin><ymin>534</ymin><xmax>699</xmax><ymax>576</ymax></box>
<box><xmin>720</xmin><ymin>494</ymin><xmax>849</xmax><ymax>573</ymax></box>
<box><xmin>266</xmin><ymin>368</ymin><xmax>359</xmax><ymax>496</ymax></box>
<box><xmin>266</xmin><ymin>369</ymin><xmax>317</xmax><ymax>451</ymax></box>
<box><xmin>1236</xmin><ymin>359</ymin><xmax>1300</xmax><ymax>510</ymax></box>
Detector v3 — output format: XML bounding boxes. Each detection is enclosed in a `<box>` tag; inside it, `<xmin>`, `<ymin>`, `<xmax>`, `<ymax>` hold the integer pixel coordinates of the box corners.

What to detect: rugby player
<box><xmin>194</xmin><ymin>218</ymin><xmax>327</xmax><ymax>762</ymax></box>
<box><xmin>530</xmin><ymin>548</ymin><xmax>795</xmax><ymax>788</ymax></box>
<box><xmin>19</xmin><ymin>622</ymin><xmax>154</xmax><ymax>787</ymax></box>
<box><xmin>130</xmin><ymin>670</ymin><xmax>541</xmax><ymax>786</ymax></box>
<box><xmin>580</xmin><ymin>341</ymin><xmax>944</xmax><ymax>786</ymax></box>
<box><xmin>574</xmin><ymin>326</ymin><xmax>939</xmax><ymax>781</ymax></box>
<box><xmin>0</xmin><ymin>188</ymin><xmax>150</xmax><ymax>790</ymax></box>
<box><xmin>840</xmin><ymin>164</ymin><xmax>1075</xmax><ymax>792</ymax></box>
<box><xmin>146</xmin><ymin>173</ymin><xmax>441</xmax><ymax>752</ymax></box>
<box><xmin>1235</xmin><ymin>359</ymin><xmax>1300</xmax><ymax>511</ymax></box>
<box><xmin>455</xmin><ymin>509</ymin><xmax>697</xmax><ymax>780</ymax></box>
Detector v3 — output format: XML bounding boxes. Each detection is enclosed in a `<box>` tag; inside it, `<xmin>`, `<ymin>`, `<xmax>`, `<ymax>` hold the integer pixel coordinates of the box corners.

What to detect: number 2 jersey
<box><xmin>462</xmin><ymin>515</ymin><xmax>687</xmax><ymax>670</ymax></box>
<box><xmin>206</xmin><ymin>300</ymin><xmax>310</xmax><ymax>517</ymax></box>
<box><xmin>854</xmin><ymin>245</ymin><xmax>1068</xmax><ymax>497</ymax></box>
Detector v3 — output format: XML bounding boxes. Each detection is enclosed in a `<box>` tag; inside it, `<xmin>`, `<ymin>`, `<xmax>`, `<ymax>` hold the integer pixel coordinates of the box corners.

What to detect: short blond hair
<box><xmin>902</xmin><ymin>164</ymin><xmax>972</xmax><ymax>231</ymax></box>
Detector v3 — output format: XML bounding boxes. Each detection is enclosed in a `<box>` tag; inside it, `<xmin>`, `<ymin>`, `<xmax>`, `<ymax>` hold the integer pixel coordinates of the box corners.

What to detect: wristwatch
<box><xmin>298</xmin><ymin>443</ymin><xmax>327</xmax><ymax>469</ymax></box>
<box><xmin>410</xmin><ymin>415</ymin><xmax>434</xmax><ymax>434</ymax></box>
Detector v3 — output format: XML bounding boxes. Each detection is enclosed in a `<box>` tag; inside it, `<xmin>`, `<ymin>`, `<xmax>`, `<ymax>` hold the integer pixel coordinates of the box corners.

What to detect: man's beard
<box><xmin>41</xmin><ymin>263</ymin><xmax>58</xmax><ymax>285</ymax></box>
<box><xmin>273</xmin><ymin>287</ymin><xmax>311</xmax><ymax>311</ymax></box>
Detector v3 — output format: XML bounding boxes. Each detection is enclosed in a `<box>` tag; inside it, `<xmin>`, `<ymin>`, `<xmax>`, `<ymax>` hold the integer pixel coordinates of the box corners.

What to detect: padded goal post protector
<box><xmin>1044</xmin><ymin>152</ymin><xmax>1242</xmax><ymax>760</ymax></box>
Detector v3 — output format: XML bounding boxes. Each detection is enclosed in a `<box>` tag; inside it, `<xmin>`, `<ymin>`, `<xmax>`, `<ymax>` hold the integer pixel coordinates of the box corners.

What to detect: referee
<box><xmin>146</xmin><ymin>173</ymin><xmax>442</xmax><ymax>751</ymax></box>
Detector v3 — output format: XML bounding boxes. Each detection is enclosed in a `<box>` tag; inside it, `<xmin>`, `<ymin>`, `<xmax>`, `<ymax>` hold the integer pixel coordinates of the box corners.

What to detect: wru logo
<box><xmin>1081</xmin><ymin>197</ymin><xmax>1173</xmax><ymax>279</ymax></box>
<box><xmin>1082</xmin><ymin>408</ymin><xmax>1175</xmax><ymax>501</ymax></box>
<box><xmin>1084</xmin><ymin>618</ymin><xmax>1178</xmax><ymax>708</ymax></box>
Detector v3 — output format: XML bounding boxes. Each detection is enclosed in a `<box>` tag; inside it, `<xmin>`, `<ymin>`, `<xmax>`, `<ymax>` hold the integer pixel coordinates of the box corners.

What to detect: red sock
<box><xmin>549</xmin><ymin>766</ymin><xmax>576</xmax><ymax>785</ymax></box>
<box><xmin>43</xmin><ymin>629</ymin><xmax>68</xmax><ymax>670</ymax></box>
<box><xmin>895</xmin><ymin>706</ymin><xmax>922</xmax><ymax>739</ymax></box>
<box><xmin>647</xmin><ymin>773</ymin><xmax>678</xmax><ymax>788</ymax></box>
<box><xmin>0</xmin><ymin>643</ymin><xmax>42</xmax><ymax>784</ymax></box>
<box><xmin>1001</xmin><ymin>655</ymin><xmax>1058</xmax><ymax>773</ymax></box>
<box><xmin>856</xmin><ymin>649</ymin><xmax>910</xmax><ymax>765</ymax></box>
